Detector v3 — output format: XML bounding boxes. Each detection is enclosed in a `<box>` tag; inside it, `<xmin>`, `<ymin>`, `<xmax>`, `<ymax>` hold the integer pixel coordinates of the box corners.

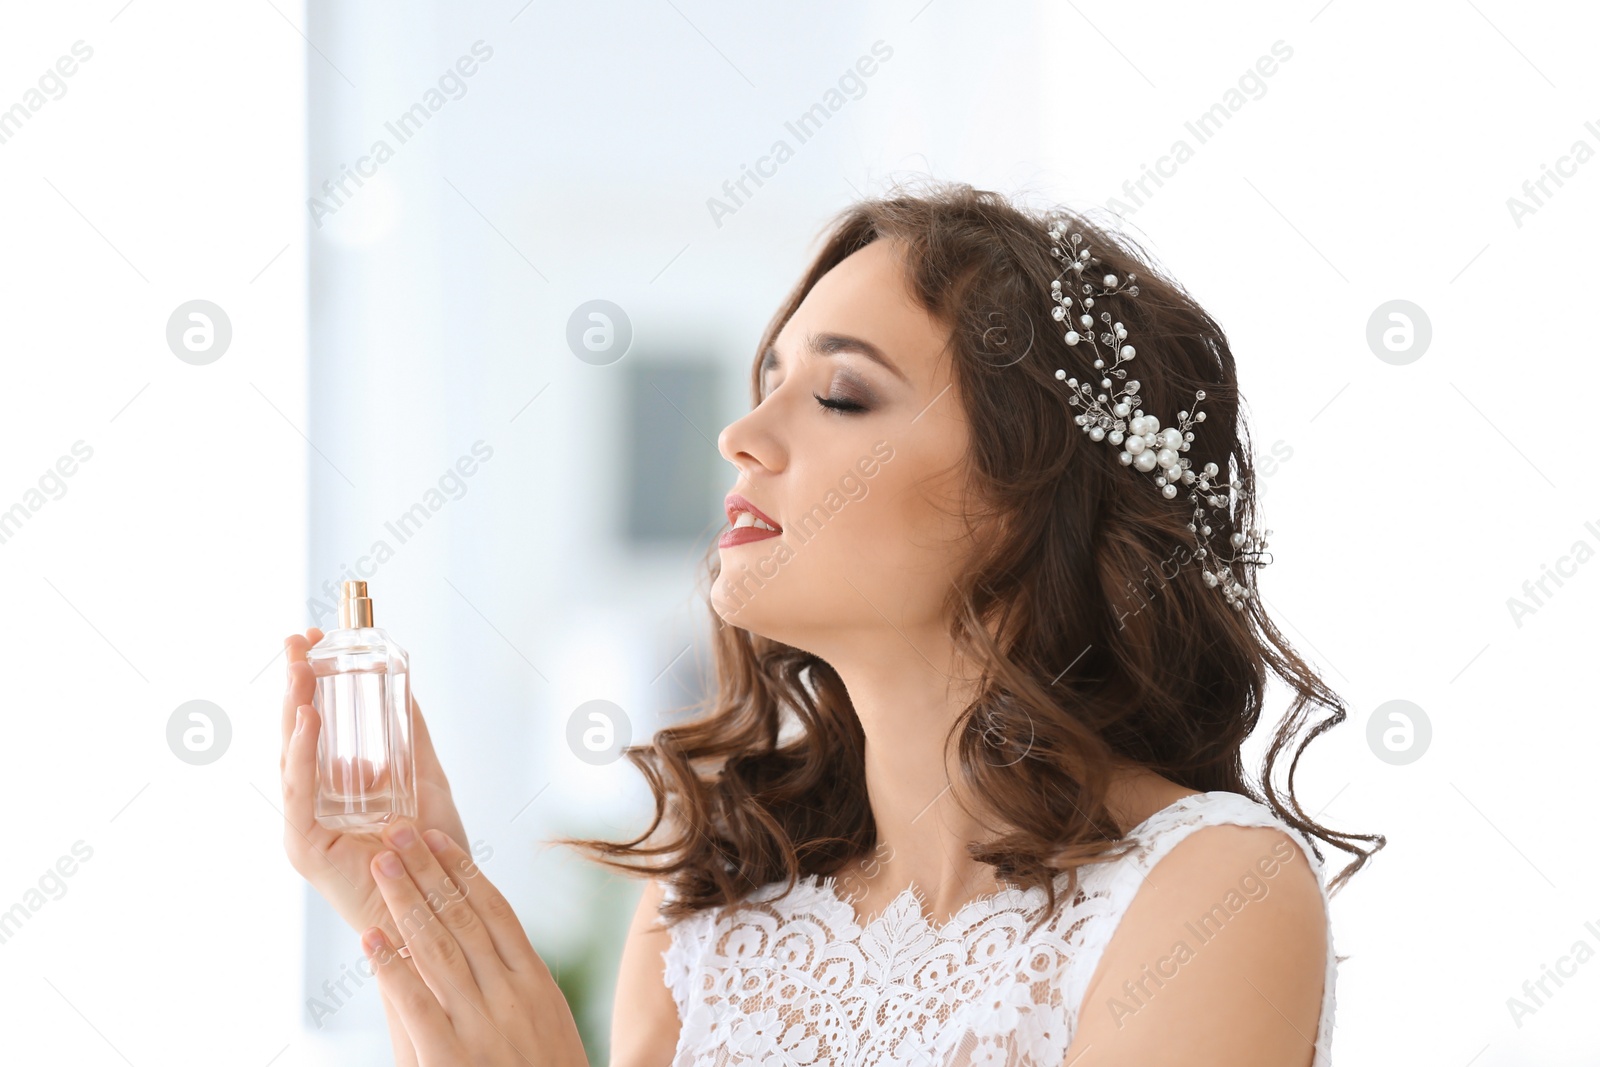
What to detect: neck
<box><xmin>819</xmin><ymin>630</ymin><xmax>1196</xmax><ymax>919</ymax></box>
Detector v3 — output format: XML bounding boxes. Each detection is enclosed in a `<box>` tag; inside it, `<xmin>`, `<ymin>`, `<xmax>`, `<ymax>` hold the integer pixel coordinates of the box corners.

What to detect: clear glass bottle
<box><xmin>307</xmin><ymin>580</ymin><xmax>416</xmax><ymax>832</ymax></box>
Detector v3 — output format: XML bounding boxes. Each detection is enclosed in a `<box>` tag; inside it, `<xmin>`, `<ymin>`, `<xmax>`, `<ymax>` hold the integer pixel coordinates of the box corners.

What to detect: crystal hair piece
<box><xmin>1045</xmin><ymin>220</ymin><xmax>1270</xmax><ymax>608</ymax></box>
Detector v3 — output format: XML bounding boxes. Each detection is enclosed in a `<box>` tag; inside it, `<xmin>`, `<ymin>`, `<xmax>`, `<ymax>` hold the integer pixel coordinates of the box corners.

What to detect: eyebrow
<box><xmin>761</xmin><ymin>331</ymin><xmax>909</xmax><ymax>385</ymax></box>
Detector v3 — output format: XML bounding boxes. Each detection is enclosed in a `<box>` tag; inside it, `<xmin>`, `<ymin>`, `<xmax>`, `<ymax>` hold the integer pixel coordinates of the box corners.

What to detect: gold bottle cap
<box><xmin>339</xmin><ymin>580</ymin><xmax>374</xmax><ymax>628</ymax></box>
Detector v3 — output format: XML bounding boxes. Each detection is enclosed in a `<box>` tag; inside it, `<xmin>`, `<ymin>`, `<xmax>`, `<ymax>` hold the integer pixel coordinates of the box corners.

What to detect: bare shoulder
<box><xmin>609</xmin><ymin>878</ymin><xmax>681</xmax><ymax>1067</ymax></box>
<box><xmin>1067</xmin><ymin>822</ymin><xmax>1328</xmax><ymax>1067</ymax></box>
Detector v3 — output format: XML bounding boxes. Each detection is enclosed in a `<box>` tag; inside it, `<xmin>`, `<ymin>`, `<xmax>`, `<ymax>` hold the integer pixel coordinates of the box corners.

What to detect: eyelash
<box><xmin>813</xmin><ymin>392</ymin><xmax>869</xmax><ymax>415</ymax></box>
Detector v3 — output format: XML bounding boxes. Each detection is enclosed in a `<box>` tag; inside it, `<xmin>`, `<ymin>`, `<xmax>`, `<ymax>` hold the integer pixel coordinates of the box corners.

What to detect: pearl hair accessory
<box><xmin>1045</xmin><ymin>221</ymin><xmax>1271</xmax><ymax>609</ymax></box>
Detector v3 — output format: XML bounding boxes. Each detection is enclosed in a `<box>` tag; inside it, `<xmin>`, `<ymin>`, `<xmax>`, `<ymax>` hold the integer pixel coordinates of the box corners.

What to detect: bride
<box><xmin>278</xmin><ymin>180</ymin><xmax>1381</xmax><ymax>1067</ymax></box>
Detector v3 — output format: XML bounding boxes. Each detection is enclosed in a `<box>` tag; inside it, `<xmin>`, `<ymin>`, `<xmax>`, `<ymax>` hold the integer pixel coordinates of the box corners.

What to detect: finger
<box><xmin>280</xmin><ymin>633</ymin><xmax>320</xmax><ymax>757</ymax></box>
<box><xmin>281</xmin><ymin>635</ymin><xmax>306</xmax><ymax>755</ymax></box>
<box><xmin>362</xmin><ymin>926</ymin><xmax>460</xmax><ymax>1056</ymax></box>
<box><xmin>376</xmin><ymin>822</ymin><xmax>514</xmax><ymax>999</ymax></box>
<box><xmin>281</xmin><ymin>703</ymin><xmax>333</xmax><ymax>856</ymax></box>
<box><xmin>371</xmin><ymin>834</ymin><xmax>485</xmax><ymax>1015</ymax></box>
<box><xmin>419</xmin><ymin>828</ymin><xmax>540</xmax><ymax>976</ymax></box>
<box><xmin>281</xmin><ymin>661</ymin><xmax>318</xmax><ymax>774</ymax></box>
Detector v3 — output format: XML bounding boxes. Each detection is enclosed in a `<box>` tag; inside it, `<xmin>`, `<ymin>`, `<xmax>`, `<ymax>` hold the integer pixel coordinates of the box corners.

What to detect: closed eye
<box><xmin>813</xmin><ymin>393</ymin><xmax>868</xmax><ymax>415</ymax></box>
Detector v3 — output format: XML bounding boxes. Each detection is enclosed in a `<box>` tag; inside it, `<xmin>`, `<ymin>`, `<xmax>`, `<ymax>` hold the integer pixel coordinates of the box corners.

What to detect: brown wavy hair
<box><xmin>558</xmin><ymin>178</ymin><xmax>1383</xmax><ymax>932</ymax></box>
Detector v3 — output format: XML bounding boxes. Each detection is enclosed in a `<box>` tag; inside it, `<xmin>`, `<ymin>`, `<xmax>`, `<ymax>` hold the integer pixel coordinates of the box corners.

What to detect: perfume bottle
<box><xmin>307</xmin><ymin>580</ymin><xmax>416</xmax><ymax>832</ymax></box>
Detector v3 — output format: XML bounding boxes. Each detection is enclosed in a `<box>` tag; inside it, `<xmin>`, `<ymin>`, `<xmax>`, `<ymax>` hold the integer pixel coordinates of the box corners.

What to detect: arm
<box><xmin>609</xmin><ymin>879</ymin><xmax>682</xmax><ymax>1067</ymax></box>
<box><xmin>1064</xmin><ymin>824</ymin><xmax>1329</xmax><ymax>1067</ymax></box>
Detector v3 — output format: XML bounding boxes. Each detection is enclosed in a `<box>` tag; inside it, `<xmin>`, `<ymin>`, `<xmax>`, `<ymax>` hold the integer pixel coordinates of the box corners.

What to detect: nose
<box><xmin>717</xmin><ymin>401</ymin><xmax>785</xmax><ymax>478</ymax></box>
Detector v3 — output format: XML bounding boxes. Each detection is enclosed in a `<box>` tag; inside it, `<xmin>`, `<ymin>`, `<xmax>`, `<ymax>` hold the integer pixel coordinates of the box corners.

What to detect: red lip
<box><xmin>721</xmin><ymin>492</ymin><xmax>782</xmax><ymax>548</ymax></box>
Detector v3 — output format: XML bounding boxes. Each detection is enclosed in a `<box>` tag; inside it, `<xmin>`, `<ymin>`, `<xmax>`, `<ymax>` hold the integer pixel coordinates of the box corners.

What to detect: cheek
<box><xmin>811</xmin><ymin>456</ymin><xmax>968</xmax><ymax>582</ymax></box>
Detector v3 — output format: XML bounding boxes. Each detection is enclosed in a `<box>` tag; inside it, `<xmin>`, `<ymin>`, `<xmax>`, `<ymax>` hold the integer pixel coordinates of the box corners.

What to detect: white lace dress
<box><xmin>659</xmin><ymin>790</ymin><xmax>1336</xmax><ymax>1067</ymax></box>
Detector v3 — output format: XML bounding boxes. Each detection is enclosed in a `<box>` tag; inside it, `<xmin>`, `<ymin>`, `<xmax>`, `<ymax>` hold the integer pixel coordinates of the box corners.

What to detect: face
<box><xmin>712</xmin><ymin>238</ymin><xmax>976</xmax><ymax>662</ymax></box>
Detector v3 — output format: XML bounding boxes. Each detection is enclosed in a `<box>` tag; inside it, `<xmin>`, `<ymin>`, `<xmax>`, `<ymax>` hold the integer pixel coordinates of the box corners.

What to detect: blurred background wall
<box><xmin>1</xmin><ymin>1</ymin><xmax>1597</xmax><ymax>1064</ymax></box>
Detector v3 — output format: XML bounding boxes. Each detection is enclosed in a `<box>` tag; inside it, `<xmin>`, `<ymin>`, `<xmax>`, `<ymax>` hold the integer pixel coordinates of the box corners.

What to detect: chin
<box><xmin>711</xmin><ymin>571</ymin><xmax>768</xmax><ymax>629</ymax></box>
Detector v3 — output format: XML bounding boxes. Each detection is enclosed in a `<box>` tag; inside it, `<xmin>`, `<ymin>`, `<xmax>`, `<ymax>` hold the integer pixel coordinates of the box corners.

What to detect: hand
<box><xmin>279</xmin><ymin>628</ymin><xmax>470</xmax><ymax>942</ymax></box>
<box><xmin>361</xmin><ymin>822</ymin><xmax>589</xmax><ymax>1067</ymax></box>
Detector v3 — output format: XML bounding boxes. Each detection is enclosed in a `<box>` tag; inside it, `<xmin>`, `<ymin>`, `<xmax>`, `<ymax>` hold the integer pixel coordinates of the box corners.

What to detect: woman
<box><xmin>279</xmin><ymin>180</ymin><xmax>1381</xmax><ymax>1066</ymax></box>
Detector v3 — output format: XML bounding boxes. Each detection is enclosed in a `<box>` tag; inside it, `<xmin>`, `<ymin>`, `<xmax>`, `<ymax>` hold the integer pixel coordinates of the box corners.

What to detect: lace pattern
<box><xmin>659</xmin><ymin>791</ymin><xmax>1336</xmax><ymax>1067</ymax></box>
